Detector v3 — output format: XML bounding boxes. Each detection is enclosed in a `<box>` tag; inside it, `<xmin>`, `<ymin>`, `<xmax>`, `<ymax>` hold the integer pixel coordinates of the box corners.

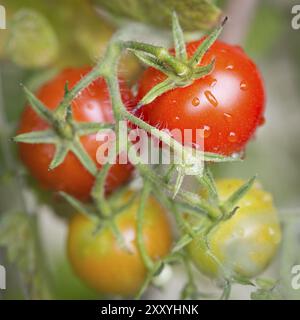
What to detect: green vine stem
<box><xmin>136</xmin><ymin>180</ymin><xmax>154</xmax><ymax>271</ymax></box>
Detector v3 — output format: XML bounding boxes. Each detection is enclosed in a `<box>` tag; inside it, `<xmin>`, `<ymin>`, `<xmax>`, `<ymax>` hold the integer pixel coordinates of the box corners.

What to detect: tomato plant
<box><xmin>135</xmin><ymin>39</ymin><xmax>265</xmax><ymax>155</ymax></box>
<box><xmin>67</xmin><ymin>192</ymin><xmax>173</xmax><ymax>296</ymax></box>
<box><xmin>8</xmin><ymin>11</ymin><xmax>284</xmax><ymax>300</ymax></box>
<box><xmin>187</xmin><ymin>179</ymin><xmax>281</xmax><ymax>279</ymax></box>
<box><xmin>17</xmin><ymin>67</ymin><xmax>133</xmax><ymax>200</ymax></box>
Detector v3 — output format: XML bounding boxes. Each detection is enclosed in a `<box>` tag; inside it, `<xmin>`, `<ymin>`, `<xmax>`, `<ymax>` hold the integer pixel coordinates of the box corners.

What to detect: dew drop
<box><xmin>204</xmin><ymin>90</ymin><xmax>218</xmax><ymax>107</ymax></box>
<box><xmin>240</xmin><ymin>81</ymin><xmax>248</xmax><ymax>91</ymax></box>
<box><xmin>209</xmin><ymin>78</ymin><xmax>217</xmax><ymax>87</ymax></box>
<box><xmin>175</xmin><ymin>116</ymin><xmax>180</xmax><ymax>121</ymax></box>
<box><xmin>224</xmin><ymin>112</ymin><xmax>232</xmax><ymax>119</ymax></box>
<box><xmin>226</xmin><ymin>64</ymin><xmax>234</xmax><ymax>70</ymax></box>
<box><xmin>192</xmin><ymin>97</ymin><xmax>200</xmax><ymax>107</ymax></box>
<box><xmin>228</xmin><ymin>132</ymin><xmax>237</xmax><ymax>143</ymax></box>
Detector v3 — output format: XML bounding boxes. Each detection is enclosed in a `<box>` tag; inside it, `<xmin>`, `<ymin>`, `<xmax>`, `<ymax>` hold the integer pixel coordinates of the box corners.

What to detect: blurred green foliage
<box><xmin>93</xmin><ymin>0</ymin><xmax>221</xmax><ymax>31</ymax></box>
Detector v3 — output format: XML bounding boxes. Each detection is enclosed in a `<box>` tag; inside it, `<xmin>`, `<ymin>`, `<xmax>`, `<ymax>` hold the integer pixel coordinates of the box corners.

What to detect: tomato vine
<box><xmin>12</xmin><ymin>13</ymin><xmax>281</xmax><ymax>299</ymax></box>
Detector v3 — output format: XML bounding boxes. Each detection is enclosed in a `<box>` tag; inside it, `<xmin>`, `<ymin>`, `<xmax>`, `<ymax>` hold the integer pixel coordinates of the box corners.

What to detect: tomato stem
<box><xmin>136</xmin><ymin>181</ymin><xmax>154</xmax><ymax>271</ymax></box>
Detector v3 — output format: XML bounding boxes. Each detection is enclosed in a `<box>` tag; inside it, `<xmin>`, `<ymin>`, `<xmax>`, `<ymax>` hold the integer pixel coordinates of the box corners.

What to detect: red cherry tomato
<box><xmin>18</xmin><ymin>67</ymin><xmax>133</xmax><ymax>200</ymax></box>
<box><xmin>136</xmin><ymin>40</ymin><xmax>265</xmax><ymax>155</ymax></box>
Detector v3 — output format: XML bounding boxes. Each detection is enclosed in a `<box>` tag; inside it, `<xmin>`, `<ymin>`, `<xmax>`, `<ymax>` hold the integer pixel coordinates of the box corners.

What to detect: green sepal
<box><xmin>13</xmin><ymin>129</ymin><xmax>57</xmax><ymax>144</ymax></box>
<box><xmin>135</xmin><ymin>78</ymin><xmax>175</xmax><ymax>111</ymax></box>
<box><xmin>59</xmin><ymin>192</ymin><xmax>97</xmax><ymax>221</ymax></box>
<box><xmin>173</xmin><ymin>166</ymin><xmax>185</xmax><ymax>198</ymax></box>
<box><xmin>222</xmin><ymin>175</ymin><xmax>256</xmax><ymax>211</ymax></box>
<box><xmin>172</xmin><ymin>12</ymin><xmax>187</xmax><ymax>61</ymax></box>
<box><xmin>130</xmin><ymin>49</ymin><xmax>172</xmax><ymax>76</ymax></box>
<box><xmin>49</xmin><ymin>142</ymin><xmax>70</xmax><ymax>170</ymax></box>
<box><xmin>189</xmin><ymin>17</ymin><xmax>227</xmax><ymax>68</ymax></box>
<box><xmin>191</xmin><ymin>59</ymin><xmax>215</xmax><ymax>80</ymax></box>
<box><xmin>233</xmin><ymin>275</ymin><xmax>255</xmax><ymax>286</ymax></box>
<box><xmin>74</xmin><ymin>122</ymin><xmax>114</xmax><ymax>136</ymax></box>
<box><xmin>203</xmin><ymin>152</ymin><xmax>242</xmax><ymax>163</ymax></box>
<box><xmin>23</xmin><ymin>86</ymin><xmax>54</xmax><ymax>123</ymax></box>
<box><xmin>70</xmin><ymin>138</ymin><xmax>98</xmax><ymax>176</ymax></box>
<box><xmin>197</xmin><ymin>167</ymin><xmax>218</xmax><ymax>201</ymax></box>
<box><xmin>109</xmin><ymin>219</ymin><xmax>132</xmax><ymax>253</ymax></box>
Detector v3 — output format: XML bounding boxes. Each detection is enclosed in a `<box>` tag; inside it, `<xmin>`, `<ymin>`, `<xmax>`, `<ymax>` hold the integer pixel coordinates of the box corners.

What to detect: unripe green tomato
<box><xmin>6</xmin><ymin>9</ymin><xmax>59</xmax><ymax>68</ymax></box>
<box><xmin>187</xmin><ymin>179</ymin><xmax>281</xmax><ymax>279</ymax></box>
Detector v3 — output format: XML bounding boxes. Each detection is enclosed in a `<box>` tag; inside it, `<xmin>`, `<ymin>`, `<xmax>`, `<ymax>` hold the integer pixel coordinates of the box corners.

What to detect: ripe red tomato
<box><xmin>18</xmin><ymin>67</ymin><xmax>133</xmax><ymax>200</ymax></box>
<box><xmin>136</xmin><ymin>40</ymin><xmax>265</xmax><ymax>155</ymax></box>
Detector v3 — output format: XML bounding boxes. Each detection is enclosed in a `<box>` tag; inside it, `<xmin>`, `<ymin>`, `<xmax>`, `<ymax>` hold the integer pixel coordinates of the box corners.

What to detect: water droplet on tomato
<box><xmin>226</xmin><ymin>64</ymin><xmax>234</xmax><ymax>70</ymax></box>
<box><xmin>224</xmin><ymin>113</ymin><xmax>232</xmax><ymax>119</ymax></box>
<box><xmin>175</xmin><ymin>116</ymin><xmax>180</xmax><ymax>121</ymax></box>
<box><xmin>240</xmin><ymin>81</ymin><xmax>248</xmax><ymax>91</ymax></box>
<box><xmin>209</xmin><ymin>78</ymin><xmax>217</xmax><ymax>87</ymax></box>
<box><xmin>204</xmin><ymin>91</ymin><xmax>218</xmax><ymax>107</ymax></box>
<box><xmin>228</xmin><ymin>132</ymin><xmax>237</xmax><ymax>143</ymax></box>
<box><xmin>192</xmin><ymin>97</ymin><xmax>200</xmax><ymax>107</ymax></box>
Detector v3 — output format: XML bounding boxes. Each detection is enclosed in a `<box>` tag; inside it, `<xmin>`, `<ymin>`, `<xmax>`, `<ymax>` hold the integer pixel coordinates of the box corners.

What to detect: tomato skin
<box><xmin>187</xmin><ymin>179</ymin><xmax>281</xmax><ymax>279</ymax></box>
<box><xmin>67</xmin><ymin>192</ymin><xmax>173</xmax><ymax>296</ymax></box>
<box><xmin>136</xmin><ymin>40</ymin><xmax>265</xmax><ymax>155</ymax></box>
<box><xmin>18</xmin><ymin>67</ymin><xmax>133</xmax><ymax>200</ymax></box>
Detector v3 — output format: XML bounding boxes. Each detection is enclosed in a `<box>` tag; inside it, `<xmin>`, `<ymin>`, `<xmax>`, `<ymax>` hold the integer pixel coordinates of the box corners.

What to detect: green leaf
<box><xmin>93</xmin><ymin>0</ymin><xmax>221</xmax><ymax>31</ymax></box>
<box><xmin>13</xmin><ymin>129</ymin><xmax>57</xmax><ymax>144</ymax></box>
<box><xmin>49</xmin><ymin>142</ymin><xmax>70</xmax><ymax>170</ymax></box>
<box><xmin>23</xmin><ymin>86</ymin><xmax>53</xmax><ymax>123</ymax></box>
<box><xmin>71</xmin><ymin>138</ymin><xmax>97</xmax><ymax>176</ymax></box>
<box><xmin>189</xmin><ymin>17</ymin><xmax>227</xmax><ymax>67</ymax></box>
<box><xmin>172</xmin><ymin>12</ymin><xmax>187</xmax><ymax>61</ymax></box>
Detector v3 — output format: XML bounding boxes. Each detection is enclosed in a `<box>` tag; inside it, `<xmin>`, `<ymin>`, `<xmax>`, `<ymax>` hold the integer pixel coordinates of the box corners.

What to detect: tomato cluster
<box><xmin>15</xmin><ymin>34</ymin><xmax>280</xmax><ymax>298</ymax></box>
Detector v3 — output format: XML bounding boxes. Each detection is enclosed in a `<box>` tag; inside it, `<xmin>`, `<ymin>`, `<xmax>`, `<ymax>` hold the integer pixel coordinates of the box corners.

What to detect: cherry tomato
<box><xmin>18</xmin><ymin>67</ymin><xmax>133</xmax><ymax>200</ymax></box>
<box><xmin>67</xmin><ymin>192</ymin><xmax>173</xmax><ymax>296</ymax></box>
<box><xmin>187</xmin><ymin>179</ymin><xmax>281</xmax><ymax>279</ymax></box>
<box><xmin>136</xmin><ymin>40</ymin><xmax>265</xmax><ymax>155</ymax></box>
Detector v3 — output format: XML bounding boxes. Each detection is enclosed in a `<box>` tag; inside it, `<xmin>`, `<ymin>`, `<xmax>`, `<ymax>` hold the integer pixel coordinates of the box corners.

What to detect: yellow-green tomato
<box><xmin>67</xmin><ymin>192</ymin><xmax>172</xmax><ymax>297</ymax></box>
<box><xmin>187</xmin><ymin>179</ymin><xmax>281</xmax><ymax>279</ymax></box>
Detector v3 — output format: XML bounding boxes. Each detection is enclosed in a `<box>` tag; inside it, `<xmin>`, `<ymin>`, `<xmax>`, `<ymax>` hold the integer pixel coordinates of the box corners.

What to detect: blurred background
<box><xmin>0</xmin><ymin>0</ymin><xmax>299</xmax><ymax>299</ymax></box>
